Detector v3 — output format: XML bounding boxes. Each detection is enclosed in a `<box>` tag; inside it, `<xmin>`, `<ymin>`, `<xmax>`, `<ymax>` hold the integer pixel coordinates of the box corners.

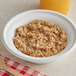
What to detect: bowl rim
<box><xmin>2</xmin><ymin>9</ymin><xmax>76</xmax><ymax>62</ymax></box>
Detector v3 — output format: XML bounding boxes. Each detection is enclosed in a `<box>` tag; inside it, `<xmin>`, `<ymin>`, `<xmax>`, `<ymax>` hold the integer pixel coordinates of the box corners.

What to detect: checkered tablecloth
<box><xmin>0</xmin><ymin>55</ymin><xmax>47</xmax><ymax>76</ymax></box>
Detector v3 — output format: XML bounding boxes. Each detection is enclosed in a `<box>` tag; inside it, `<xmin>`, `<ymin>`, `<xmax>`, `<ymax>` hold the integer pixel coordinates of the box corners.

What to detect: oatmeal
<box><xmin>13</xmin><ymin>19</ymin><xmax>67</xmax><ymax>57</ymax></box>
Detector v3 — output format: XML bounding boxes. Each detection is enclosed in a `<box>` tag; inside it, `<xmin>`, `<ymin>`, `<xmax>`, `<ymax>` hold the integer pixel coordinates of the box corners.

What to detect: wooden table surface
<box><xmin>0</xmin><ymin>0</ymin><xmax>76</xmax><ymax>76</ymax></box>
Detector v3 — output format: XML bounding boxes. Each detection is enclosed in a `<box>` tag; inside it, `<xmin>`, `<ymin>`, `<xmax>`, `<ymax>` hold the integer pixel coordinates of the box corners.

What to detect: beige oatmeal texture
<box><xmin>13</xmin><ymin>19</ymin><xmax>67</xmax><ymax>57</ymax></box>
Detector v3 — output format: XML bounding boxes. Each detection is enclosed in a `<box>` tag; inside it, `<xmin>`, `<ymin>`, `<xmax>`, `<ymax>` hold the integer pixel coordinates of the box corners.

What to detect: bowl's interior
<box><xmin>3</xmin><ymin>10</ymin><xmax>76</xmax><ymax>62</ymax></box>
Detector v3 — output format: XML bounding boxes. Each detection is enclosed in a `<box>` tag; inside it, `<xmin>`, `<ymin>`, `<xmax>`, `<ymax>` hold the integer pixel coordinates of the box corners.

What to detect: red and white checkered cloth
<box><xmin>0</xmin><ymin>55</ymin><xmax>47</xmax><ymax>76</ymax></box>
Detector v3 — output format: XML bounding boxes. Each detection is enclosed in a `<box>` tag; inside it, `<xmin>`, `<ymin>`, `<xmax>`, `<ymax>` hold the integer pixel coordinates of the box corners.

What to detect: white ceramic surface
<box><xmin>2</xmin><ymin>10</ymin><xmax>76</xmax><ymax>64</ymax></box>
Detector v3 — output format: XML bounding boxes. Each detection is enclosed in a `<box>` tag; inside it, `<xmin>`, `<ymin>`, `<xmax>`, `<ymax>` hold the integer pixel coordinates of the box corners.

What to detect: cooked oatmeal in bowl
<box><xmin>13</xmin><ymin>19</ymin><xmax>67</xmax><ymax>57</ymax></box>
<box><xmin>2</xmin><ymin>10</ymin><xmax>76</xmax><ymax>64</ymax></box>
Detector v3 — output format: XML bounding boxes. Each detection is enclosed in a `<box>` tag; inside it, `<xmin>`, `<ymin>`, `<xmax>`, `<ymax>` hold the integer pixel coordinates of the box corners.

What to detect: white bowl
<box><xmin>2</xmin><ymin>10</ymin><xmax>76</xmax><ymax>64</ymax></box>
